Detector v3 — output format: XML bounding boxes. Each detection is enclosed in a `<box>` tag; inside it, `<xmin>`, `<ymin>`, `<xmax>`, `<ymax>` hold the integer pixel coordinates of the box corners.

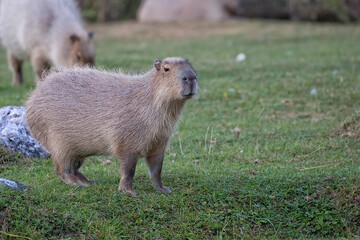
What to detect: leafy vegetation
<box><xmin>0</xmin><ymin>20</ymin><xmax>359</xmax><ymax>239</ymax></box>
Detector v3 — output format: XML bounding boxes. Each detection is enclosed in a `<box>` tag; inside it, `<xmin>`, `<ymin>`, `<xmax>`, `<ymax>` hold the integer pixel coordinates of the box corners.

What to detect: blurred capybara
<box><xmin>26</xmin><ymin>57</ymin><xmax>198</xmax><ymax>196</ymax></box>
<box><xmin>0</xmin><ymin>0</ymin><xmax>95</xmax><ymax>85</ymax></box>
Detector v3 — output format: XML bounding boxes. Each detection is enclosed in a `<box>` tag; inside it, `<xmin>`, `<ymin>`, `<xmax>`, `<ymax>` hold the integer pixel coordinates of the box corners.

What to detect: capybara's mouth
<box><xmin>182</xmin><ymin>94</ymin><xmax>194</xmax><ymax>99</ymax></box>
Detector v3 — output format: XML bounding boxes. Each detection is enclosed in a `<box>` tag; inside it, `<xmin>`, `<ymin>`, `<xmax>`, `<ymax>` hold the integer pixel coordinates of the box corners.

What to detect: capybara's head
<box><xmin>154</xmin><ymin>57</ymin><xmax>198</xmax><ymax>100</ymax></box>
<box><xmin>68</xmin><ymin>32</ymin><xmax>95</xmax><ymax>67</ymax></box>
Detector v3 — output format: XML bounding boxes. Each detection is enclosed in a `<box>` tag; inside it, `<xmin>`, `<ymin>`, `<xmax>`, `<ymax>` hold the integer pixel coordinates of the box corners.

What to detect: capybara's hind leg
<box><xmin>52</xmin><ymin>154</ymin><xmax>91</xmax><ymax>187</ymax></box>
<box><xmin>7</xmin><ymin>51</ymin><xmax>23</xmax><ymax>85</ymax></box>
<box><xmin>117</xmin><ymin>153</ymin><xmax>139</xmax><ymax>196</ymax></box>
<box><xmin>74</xmin><ymin>158</ymin><xmax>96</xmax><ymax>184</ymax></box>
<box><xmin>146</xmin><ymin>152</ymin><xmax>172</xmax><ymax>194</ymax></box>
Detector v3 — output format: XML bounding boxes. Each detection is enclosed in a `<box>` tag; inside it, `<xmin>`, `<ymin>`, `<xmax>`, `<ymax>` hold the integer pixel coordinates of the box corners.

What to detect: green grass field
<box><xmin>0</xmin><ymin>20</ymin><xmax>359</xmax><ymax>239</ymax></box>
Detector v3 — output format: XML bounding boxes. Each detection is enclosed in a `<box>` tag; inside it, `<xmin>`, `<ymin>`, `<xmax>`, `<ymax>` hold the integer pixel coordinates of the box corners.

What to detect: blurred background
<box><xmin>77</xmin><ymin>0</ymin><xmax>360</xmax><ymax>23</ymax></box>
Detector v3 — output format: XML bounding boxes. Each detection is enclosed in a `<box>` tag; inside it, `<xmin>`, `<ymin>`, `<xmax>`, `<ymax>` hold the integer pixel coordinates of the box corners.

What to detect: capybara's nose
<box><xmin>182</xmin><ymin>76</ymin><xmax>197</xmax><ymax>82</ymax></box>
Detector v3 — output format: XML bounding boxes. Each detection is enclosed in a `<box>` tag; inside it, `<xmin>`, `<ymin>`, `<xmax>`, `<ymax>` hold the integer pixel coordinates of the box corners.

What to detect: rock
<box><xmin>236</xmin><ymin>53</ymin><xmax>246</xmax><ymax>62</ymax></box>
<box><xmin>0</xmin><ymin>178</ymin><xmax>26</xmax><ymax>191</ymax></box>
<box><xmin>310</xmin><ymin>88</ymin><xmax>318</xmax><ymax>96</ymax></box>
<box><xmin>137</xmin><ymin>0</ymin><xmax>230</xmax><ymax>22</ymax></box>
<box><xmin>0</xmin><ymin>106</ymin><xmax>49</xmax><ymax>158</ymax></box>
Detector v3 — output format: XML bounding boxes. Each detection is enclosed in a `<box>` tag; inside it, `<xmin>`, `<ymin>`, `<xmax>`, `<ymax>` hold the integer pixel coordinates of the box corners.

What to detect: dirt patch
<box><xmin>0</xmin><ymin>208</ymin><xmax>10</xmax><ymax>231</ymax></box>
<box><xmin>348</xmin><ymin>184</ymin><xmax>360</xmax><ymax>207</ymax></box>
<box><xmin>322</xmin><ymin>182</ymin><xmax>360</xmax><ymax>235</ymax></box>
<box><xmin>326</xmin><ymin>182</ymin><xmax>360</xmax><ymax>207</ymax></box>
<box><xmin>88</xmin><ymin>20</ymin><xmax>251</xmax><ymax>40</ymax></box>
<box><xmin>87</xmin><ymin>19</ymin><xmax>356</xmax><ymax>41</ymax></box>
<box><xmin>331</xmin><ymin>111</ymin><xmax>360</xmax><ymax>139</ymax></box>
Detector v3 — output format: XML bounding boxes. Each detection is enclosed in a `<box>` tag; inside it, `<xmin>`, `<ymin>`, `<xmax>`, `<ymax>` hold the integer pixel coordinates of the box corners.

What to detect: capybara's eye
<box><xmin>164</xmin><ymin>68</ymin><xmax>170</xmax><ymax>72</ymax></box>
<box><xmin>76</xmin><ymin>55</ymin><xmax>81</xmax><ymax>61</ymax></box>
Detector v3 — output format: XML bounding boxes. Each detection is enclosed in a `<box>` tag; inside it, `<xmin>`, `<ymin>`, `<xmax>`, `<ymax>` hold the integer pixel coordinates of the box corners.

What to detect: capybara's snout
<box><xmin>181</xmin><ymin>69</ymin><xmax>198</xmax><ymax>98</ymax></box>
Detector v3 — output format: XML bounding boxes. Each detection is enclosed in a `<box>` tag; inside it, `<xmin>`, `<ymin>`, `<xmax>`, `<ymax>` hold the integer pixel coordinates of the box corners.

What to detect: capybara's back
<box><xmin>26</xmin><ymin>58</ymin><xmax>198</xmax><ymax>195</ymax></box>
<box><xmin>26</xmin><ymin>69</ymin><xmax>124</xmax><ymax>156</ymax></box>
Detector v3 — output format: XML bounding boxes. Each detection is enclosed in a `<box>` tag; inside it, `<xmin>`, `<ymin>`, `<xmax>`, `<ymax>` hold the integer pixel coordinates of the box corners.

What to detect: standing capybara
<box><xmin>26</xmin><ymin>57</ymin><xmax>198</xmax><ymax>196</ymax></box>
<box><xmin>0</xmin><ymin>0</ymin><xmax>95</xmax><ymax>85</ymax></box>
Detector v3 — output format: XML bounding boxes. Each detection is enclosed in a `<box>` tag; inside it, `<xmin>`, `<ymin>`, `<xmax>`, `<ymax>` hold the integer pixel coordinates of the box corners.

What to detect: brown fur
<box><xmin>26</xmin><ymin>57</ymin><xmax>198</xmax><ymax>195</ymax></box>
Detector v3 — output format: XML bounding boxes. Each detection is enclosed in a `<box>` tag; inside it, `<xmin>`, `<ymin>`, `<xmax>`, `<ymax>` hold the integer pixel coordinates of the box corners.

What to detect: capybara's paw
<box><xmin>119</xmin><ymin>186</ymin><xmax>138</xmax><ymax>196</ymax></box>
<box><xmin>75</xmin><ymin>171</ymin><xmax>96</xmax><ymax>184</ymax></box>
<box><xmin>157</xmin><ymin>186</ymin><xmax>172</xmax><ymax>194</ymax></box>
<box><xmin>13</xmin><ymin>76</ymin><xmax>23</xmax><ymax>86</ymax></box>
<box><xmin>61</xmin><ymin>173</ymin><xmax>92</xmax><ymax>187</ymax></box>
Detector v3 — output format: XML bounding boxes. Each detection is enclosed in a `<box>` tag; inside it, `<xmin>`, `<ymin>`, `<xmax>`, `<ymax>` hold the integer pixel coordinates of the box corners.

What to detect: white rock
<box><xmin>236</xmin><ymin>53</ymin><xmax>246</xmax><ymax>62</ymax></box>
<box><xmin>137</xmin><ymin>0</ymin><xmax>229</xmax><ymax>22</ymax></box>
<box><xmin>0</xmin><ymin>106</ymin><xmax>50</xmax><ymax>158</ymax></box>
<box><xmin>0</xmin><ymin>178</ymin><xmax>26</xmax><ymax>191</ymax></box>
<box><xmin>310</xmin><ymin>88</ymin><xmax>318</xmax><ymax>95</ymax></box>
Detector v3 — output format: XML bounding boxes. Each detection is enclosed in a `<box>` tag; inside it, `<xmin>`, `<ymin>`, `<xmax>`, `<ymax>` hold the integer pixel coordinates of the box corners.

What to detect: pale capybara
<box><xmin>26</xmin><ymin>57</ymin><xmax>198</xmax><ymax>196</ymax></box>
<box><xmin>0</xmin><ymin>0</ymin><xmax>95</xmax><ymax>85</ymax></box>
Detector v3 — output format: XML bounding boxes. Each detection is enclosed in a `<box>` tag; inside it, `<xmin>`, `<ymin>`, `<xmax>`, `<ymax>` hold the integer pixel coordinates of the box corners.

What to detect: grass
<box><xmin>0</xmin><ymin>20</ymin><xmax>359</xmax><ymax>239</ymax></box>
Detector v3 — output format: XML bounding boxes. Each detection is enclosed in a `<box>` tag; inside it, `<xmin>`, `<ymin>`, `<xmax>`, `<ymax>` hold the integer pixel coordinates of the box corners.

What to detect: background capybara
<box><xmin>26</xmin><ymin>57</ymin><xmax>198</xmax><ymax>196</ymax></box>
<box><xmin>0</xmin><ymin>0</ymin><xmax>95</xmax><ymax>84</ymax></box>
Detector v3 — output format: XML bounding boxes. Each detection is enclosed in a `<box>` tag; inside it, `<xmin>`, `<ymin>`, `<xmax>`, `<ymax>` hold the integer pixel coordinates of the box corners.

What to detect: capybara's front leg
<box><xmin>7</xmin><ymin>51</ymin><xmax>23</xmax><ymax>85</ymax></box>
<box><xmin>31</xmin><ymin>51</ymin><xmax>50</xmax><ymax>82</ymax></box>
<box><xmin>146</xmin><ymin>151</ymin><xmax>172</xmax><ymax>194</ymax></box>
<box><xmin>118</xmin><ymin>153</ymin><xmax>139</xmax><ymax>196</ymax></box>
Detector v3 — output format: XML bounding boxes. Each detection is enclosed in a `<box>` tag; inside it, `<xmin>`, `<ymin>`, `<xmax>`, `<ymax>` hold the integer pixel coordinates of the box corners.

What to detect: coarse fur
<box><xmin>26</xmin><ymin>57</ymin><xmax>198</xmax><ymax>196</ymax></box>
<box><xmin>0</xmin><ymin>0</ymin><xmax>95</xmax><ymax>85</ymax></box>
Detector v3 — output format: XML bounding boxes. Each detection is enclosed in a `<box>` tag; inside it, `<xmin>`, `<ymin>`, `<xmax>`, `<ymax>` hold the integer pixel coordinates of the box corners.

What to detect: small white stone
<box><xmin>236</xmin><ymin>53</ymin><xmax>246</xmax><ymax>62</ymax></box>
<box><xmin>310</xmin><ymin>88</ymin><xmax>318</xmax><ymax>95</ymax></box>
<box><xmin>0</xmin><ymin>178</ymin><xmax>26</xmax><ymax>191</ymax></box>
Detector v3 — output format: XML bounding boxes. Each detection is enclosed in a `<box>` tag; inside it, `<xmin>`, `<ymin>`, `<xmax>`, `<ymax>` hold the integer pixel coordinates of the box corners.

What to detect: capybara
<box><xmin>0</xmin><ymin>0</ymin><xmax>95</xmax><ymax>85</ymax></box>
<box><xmin>26</xmin><ymin>57</ymin><xmax>198</xmax><ymax>196</ymax></box>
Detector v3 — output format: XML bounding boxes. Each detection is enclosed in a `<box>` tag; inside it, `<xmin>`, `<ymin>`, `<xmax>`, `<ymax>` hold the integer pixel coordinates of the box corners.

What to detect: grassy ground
<box><xmin>0</xmin><ymin>20</ymin><xmax>359</xmax><ymax>239</ymax></box>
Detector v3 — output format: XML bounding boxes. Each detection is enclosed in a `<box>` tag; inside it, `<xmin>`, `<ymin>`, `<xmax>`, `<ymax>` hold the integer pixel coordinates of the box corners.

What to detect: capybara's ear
<box><xmin>70</xmin><ymin>34</ymin><xmax>80</xmax><ymax>44</ymax></box>
<box><xmin>154</xmin><ymin>59</ymin><xmax>162</xmax><ymax>71</ymax></box>
<box><xmin>88</xmin><ymin>32</ymin><xmax>94</xmax><ymax>39</ymax></box>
